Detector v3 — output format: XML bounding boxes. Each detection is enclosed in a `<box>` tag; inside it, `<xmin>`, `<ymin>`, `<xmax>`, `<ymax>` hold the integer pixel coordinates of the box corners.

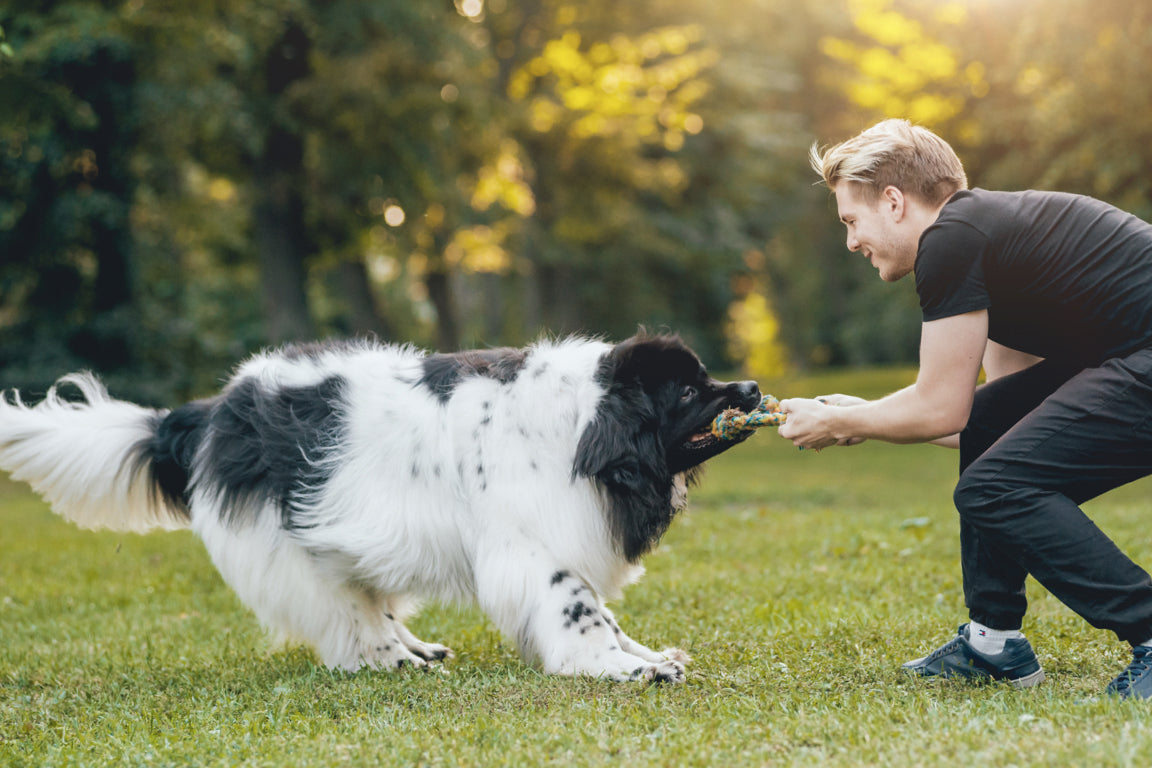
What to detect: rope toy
<box><xmin>710</xmin><ymin>395</ymin><xmax>786</xmax><ymax>441</ymax></box>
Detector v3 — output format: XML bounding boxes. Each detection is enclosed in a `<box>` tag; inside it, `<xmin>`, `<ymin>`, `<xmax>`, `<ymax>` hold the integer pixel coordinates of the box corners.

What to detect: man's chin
<box><xmin>879</xmin><ymin>266</ymin><xmax>912</xmax><ymax>282</ymax></box>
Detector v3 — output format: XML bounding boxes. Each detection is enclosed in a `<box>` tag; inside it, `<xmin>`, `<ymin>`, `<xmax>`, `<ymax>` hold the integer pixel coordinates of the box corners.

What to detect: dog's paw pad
<box><xmin>659</xmin><ymin>647</ymin><xmax>691</xmax><ymax>665</ymax></box>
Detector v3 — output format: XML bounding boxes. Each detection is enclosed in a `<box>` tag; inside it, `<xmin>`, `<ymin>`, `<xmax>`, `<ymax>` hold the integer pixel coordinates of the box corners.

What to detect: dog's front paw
<box><xmin>659</xmin><ymin>647</ymin><xmax>691</xmax><ymax>665</ymax></box>
<box><xmin>407</xmin><ymin>641</ymin><xmax>454</xmax><ymax>662</ymax></box>
<box><xmin>629</xmin><ymin>659</ymin><xmax>686</xmax><ymax>684</ymax></box>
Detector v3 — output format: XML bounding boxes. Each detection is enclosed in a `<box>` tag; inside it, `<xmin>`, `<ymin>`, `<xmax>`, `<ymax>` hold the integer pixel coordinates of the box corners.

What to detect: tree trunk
<box><xmin>337</xmin><ymin>259</ymin><xmax>394</xmax><ymax>340</ymax></box>
<box><xmin>425</xmin><ymin>269</ymin><xmax>460</xmax><ymax>351</ymax></box>
<box><xmin>534</xmin><ymin>261</ymin><xmax>582</xmax><ymax>336</ymax></box>
<box><xmin>481</xmin><ymin>272</ymin><xmax>503</xmax><ymax>342</ymax></box>
<box><xmin>253</xmin><ymin>19</ymin><xmax>314</xmax><ymax>344</ymax></box>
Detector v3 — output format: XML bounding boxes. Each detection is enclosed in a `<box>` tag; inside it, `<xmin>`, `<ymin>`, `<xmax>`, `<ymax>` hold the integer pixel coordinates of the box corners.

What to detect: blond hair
<box><xmin>809</xmin><ymin>119</ymin><xmax>967</xmax><ymax>207</ymax></box>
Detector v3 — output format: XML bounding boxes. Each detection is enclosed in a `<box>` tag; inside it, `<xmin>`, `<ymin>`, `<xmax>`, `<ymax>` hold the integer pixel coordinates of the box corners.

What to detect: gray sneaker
<box><xmin>1105</xmin><ymin>645</ymin><xmax>1152</xmax><ymax>699</ymax></box>
<box><xmin>902</xmin><ymin>624</ymin><xmax>1045</xmax><ymax>689</ymax></box>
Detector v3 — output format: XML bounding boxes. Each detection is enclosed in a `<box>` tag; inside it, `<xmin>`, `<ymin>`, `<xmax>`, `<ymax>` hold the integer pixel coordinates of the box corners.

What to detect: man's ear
<box><xmin>882</xmin><ymin>185</ymin><xmax>905</xmax><ymax>221</ymax></box>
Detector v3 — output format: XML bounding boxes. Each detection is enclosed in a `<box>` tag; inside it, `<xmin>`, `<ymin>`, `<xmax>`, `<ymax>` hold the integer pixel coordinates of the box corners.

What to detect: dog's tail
<box><xmin>0</xmin><ymin>372</ymin><xmax>198</xmax><ymax>532</ymax></box>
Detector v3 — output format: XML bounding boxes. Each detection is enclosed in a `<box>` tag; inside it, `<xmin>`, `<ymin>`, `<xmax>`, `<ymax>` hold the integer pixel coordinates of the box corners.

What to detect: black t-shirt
<box><xmin>916</xmin><ymin>188</ymin><xmax>1152</xmax><ymax>364</ymax></box>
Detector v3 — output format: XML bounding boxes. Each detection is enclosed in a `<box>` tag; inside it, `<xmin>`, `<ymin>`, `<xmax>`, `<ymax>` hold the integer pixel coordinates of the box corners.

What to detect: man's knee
<box><xmin>954</xmin><ymin>464</ymin><xmax>1009</xmax><ymax>522</ymax></box>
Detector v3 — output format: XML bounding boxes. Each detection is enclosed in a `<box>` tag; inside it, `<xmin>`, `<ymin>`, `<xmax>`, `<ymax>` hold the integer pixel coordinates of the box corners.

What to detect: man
<box><xmin>780</xmin><ymin>118</ymin><xmax>1152</xmax><ymax>698</ymax></box>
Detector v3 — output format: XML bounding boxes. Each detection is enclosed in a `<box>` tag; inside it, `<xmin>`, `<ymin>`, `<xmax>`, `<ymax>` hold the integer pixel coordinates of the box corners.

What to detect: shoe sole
<box><xmin>902</xmin><ymin>665</ymin><xmax>1046</xmax><ymax>689</ymax></box>
<box><xmin>1008</xmin><ymin>667</ymin><xmax>1046</xmax><ymax>689</ymax></box>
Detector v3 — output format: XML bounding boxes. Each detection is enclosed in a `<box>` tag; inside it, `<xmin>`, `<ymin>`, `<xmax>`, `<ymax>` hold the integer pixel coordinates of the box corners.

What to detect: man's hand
<box><xmin>778</xmin><ymin>395</ymin><xmax>869</xmax><ymax>449</ymax></box>
<box><xmin>777</xmin><ymin>397</ymin><xmax>846</xmax><ymax>450</ymax></box>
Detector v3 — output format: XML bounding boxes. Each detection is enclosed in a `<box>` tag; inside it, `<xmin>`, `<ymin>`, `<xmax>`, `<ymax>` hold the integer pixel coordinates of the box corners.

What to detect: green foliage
<box><xmin>4</xmin><ymin>366</ymin><xmax>1152</xmax><ymax>766</ymax></box>
<box><xmin>957</xmin><ymin>0</ymin><xmax>1152</xmax><ymax>221</ymax></box>
<box><xmin>1</xmin><ymin>0</ymin><xmax>1152</xmax><ymax>394</ymax></box>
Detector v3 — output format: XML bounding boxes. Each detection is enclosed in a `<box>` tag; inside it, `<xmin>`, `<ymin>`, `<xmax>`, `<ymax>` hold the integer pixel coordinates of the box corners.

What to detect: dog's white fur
<box><xmin>0</xmin><ymin>335</ymin><xmax>758</xmax><ymax>682</ymax></box>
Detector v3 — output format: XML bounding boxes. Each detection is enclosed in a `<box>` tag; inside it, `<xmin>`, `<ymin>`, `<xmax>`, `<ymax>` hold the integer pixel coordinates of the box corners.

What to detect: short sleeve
<box><xmin>915</xmin><ymin>220</ymin><xmax>992</xmax><ymax>322</ymax></box>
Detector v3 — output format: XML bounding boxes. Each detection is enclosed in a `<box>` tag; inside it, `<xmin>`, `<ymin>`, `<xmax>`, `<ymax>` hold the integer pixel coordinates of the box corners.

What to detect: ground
<box><xmin>3</xmin><ymin>366</ymin><xmax>1152</xmax><ymax>767</ymax></box>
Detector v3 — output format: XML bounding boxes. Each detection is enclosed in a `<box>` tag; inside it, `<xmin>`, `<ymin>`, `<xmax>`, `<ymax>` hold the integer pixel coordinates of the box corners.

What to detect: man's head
<box><xmin>810</xmin><ymin>119</ymin><xmax>967</xmax><ymax>282</ymax></box>
<box><xmin>809</xmin><ymin>118</ymin><xmax>967</xmax><ymax>207</ymax></box>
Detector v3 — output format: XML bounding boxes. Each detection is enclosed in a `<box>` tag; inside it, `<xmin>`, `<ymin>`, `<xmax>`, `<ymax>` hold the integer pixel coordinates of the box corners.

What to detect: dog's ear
<box><xmin>572</xmin><ymin>390</ymin><xmax>657</xmax><ymax>489</ymax></box>
<box><xmin>573</xmin><ymin>396</ymin><xmax>672</xmax><ymax>562</ymax></box>
<box><xmin>574</xmin><ymin>341</ymin><xmax>679</xmax><ymax>562</ymax></box>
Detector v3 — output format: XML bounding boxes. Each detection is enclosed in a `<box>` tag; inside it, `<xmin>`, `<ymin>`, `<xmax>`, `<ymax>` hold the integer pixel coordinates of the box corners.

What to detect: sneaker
<box><xmin>1105</xmin><ymin>646</ymin><xmax>1152</xmax><ymax>699</ymax></box>
<box><xmin>902</xmin><ymin>623</ymin><xmax>1045</xmax><ymax>689</ymax></box>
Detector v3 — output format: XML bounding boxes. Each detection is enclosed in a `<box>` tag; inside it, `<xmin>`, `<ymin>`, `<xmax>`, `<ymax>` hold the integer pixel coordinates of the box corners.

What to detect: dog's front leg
<box><xmin>476</xmin><ymin>554</ymin><xmax>686</xmax><ymax>683</ymax></box>
<box><xmin>597</xmin><ymin>604</ymin><xmax>691</xmax><ymax>667</ymax></box>
<box><xmin>539</xmin><ymin>570</ymin><xmax>686</xmax><ymax>683</ymax></box>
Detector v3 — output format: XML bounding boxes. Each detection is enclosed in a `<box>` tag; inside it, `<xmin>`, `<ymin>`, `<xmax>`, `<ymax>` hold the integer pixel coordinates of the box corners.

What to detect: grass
<box><xmin>4</xmin><ymin>365</ymin><xmax>1152</xmax><ymax>766</ymax></box>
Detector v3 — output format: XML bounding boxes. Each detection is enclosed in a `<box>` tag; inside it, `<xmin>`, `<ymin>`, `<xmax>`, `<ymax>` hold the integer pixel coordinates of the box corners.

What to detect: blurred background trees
<box><xmin>0</xmin><ymin>0</ymin><xmax>1148</xmax><ymax>403</ymax></box>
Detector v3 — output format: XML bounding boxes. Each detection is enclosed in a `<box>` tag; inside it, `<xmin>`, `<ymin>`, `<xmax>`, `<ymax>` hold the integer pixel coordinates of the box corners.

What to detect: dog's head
<box><xmin>574</xmin><ymin>332</ymin><xmax>761</xmax><ymax>561</ymax></box>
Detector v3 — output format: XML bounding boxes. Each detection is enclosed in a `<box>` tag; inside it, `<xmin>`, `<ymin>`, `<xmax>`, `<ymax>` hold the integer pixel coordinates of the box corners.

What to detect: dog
<box><xmin>0</xmin><ymin>333</ymin><xmax>760</xmax><ymax>682</ymax></box>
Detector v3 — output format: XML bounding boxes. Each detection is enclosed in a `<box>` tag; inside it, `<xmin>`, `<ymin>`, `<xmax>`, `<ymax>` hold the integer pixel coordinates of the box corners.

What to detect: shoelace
<box><xmin>923</xmin><ymin>635</ymin><xmax>966</xmax><ymax>664</ymax></box>
<box><xmin>1110</xmin><ymin>649</ymin><xmax>1152</xmax><ymax>694</ymax></box>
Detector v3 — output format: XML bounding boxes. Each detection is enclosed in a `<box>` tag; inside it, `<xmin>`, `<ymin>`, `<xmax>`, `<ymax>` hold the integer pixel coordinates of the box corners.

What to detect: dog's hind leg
<box><xmin>391</xmin><ymin>617</ymin><xmax>453</xmax><ymax>663</ymax></box>
<box><xmin>338</xmin><ymin>592</ymin><xmax>454</xmax><ymax>672</ymax></box>
<box><xmin>195</xmin><ymin>512</ymin><xmax>443</xmax><ymax>672</ymax></box>
<box><xmin>364</xmin><ymin>593</ymin><xmax>453</xmax><ymax>665</ymax></box>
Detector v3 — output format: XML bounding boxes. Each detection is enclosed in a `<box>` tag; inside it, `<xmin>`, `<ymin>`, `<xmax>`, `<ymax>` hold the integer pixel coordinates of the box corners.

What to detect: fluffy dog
<box><xmin>0</xmin><ymin>333</ymin><xmax>760</xmax><ymax>682</ymax></box>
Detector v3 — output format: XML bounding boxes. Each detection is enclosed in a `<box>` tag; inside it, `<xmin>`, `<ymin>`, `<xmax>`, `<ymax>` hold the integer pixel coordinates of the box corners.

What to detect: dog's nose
<box><xmin>735</xmin><ymin>380</ymin><xmax>761</xmax><ymax>409</ymax></box>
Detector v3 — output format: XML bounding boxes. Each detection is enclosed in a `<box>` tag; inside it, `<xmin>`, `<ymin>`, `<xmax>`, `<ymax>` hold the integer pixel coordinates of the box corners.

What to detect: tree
<box><xmin>958</xmin><ymin>0</ymin><xmax>1152</xmax><ymax>220</ymax></box>
<box><xmin>0</xmin><ymin>4</ymin><xmax>146</xmax><ymax>396</ymax></box>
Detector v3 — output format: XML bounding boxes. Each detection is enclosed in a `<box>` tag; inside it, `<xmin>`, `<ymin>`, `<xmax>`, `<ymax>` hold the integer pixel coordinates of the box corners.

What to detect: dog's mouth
<box><xmin>685</xmin><ymin>427</ymin><xmax>722</xmax><ymax>448</ymax></box>
<box><xmin>669</xmin><ymin>412</ymin><xmax>751</xmax><ymax>474</ymax></box>
<box><xmin>666</xmin><ymin>383</ymin><xmax>761</xmax><ymax>475</ymax></box>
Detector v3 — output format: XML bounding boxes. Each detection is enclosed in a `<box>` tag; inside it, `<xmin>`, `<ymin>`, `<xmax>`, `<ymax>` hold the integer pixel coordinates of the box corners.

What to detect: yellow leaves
<box><xmin>207</xmin><ymin>178</ymin><xmax>236</xmax><ymax>203</ymax></box>
<box><xmin>470</xmin><ymin>140</ymin><xmax>536</xmax><ymax>217</ymax></box>
<box><xmin>905</xmin><ymin>39</ymin><xmax>957</xmax><ymax>81</ymax></box>
<box><xmin>403</xmin><ymin>224</ymin><xmax>514</xmax><ymax>280</ymax></box>
<box><xmin>905</xmin><ymin>94</ymin><xmax>963</xmax><ymax>126</ymax></box>
<box><xmin>965</xmin><ymin>61</ymin><xmax>988</xmax><ymax>98</ymax></box>
<box><xmin>820</xmin><ymin>0</ymin><xmax>978</xmax><ymax>128</ymax></box>
<box><xmin>508</xmin><ymin>24</ymin><xmax>714</xmax><ymax>149</ymax></box>
<box><xmin>850</xmin><ymin>0</ymin><xmax>923</xmax><ymax>47</ymax></box>
<box><xmin>1016</xmin><ymin>65</ymin><xmax>1044</xmax><ymax>95</ymax></box>
<box><xmin>444</xmin><ymin>224</ymin><xmax>512</xmax><ymax>274</ymax></box>
<box><xmin>726</xmin><ymin>289</ymin><xmax>790</xmax><ymax>381</ymax></box>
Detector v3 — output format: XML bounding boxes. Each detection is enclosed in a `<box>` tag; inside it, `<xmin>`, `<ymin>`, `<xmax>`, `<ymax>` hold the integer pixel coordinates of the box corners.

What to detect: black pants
<box><xmin>955</xmin><ymin>348</ymin><xmax>1152</xmax><ymax>645</ymax></box>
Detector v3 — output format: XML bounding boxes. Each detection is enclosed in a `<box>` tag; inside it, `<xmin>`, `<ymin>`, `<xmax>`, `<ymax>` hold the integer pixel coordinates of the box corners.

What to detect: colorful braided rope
<box><xmin>710</xmin><ymin>395</ymin><xmax>786</xmax><ymax>441</ymax></box>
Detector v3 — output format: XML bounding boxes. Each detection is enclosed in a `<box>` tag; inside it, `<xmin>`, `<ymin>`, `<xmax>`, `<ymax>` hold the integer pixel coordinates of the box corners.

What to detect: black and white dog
<box><xmin>0</xmin><ymin>333</ymin><xmax>760</xmax><ymax>682</ymax></box>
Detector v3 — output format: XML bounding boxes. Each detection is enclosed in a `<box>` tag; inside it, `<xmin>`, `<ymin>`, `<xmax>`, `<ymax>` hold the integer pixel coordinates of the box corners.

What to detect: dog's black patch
<box><xmin>201</xmin><ymin>376</ymin><xmax>348</xmax><ymax>529</ymax></box>
<box><xmin>562</xmin><ymin>601</ymin><xmax>597</xmax><ymax>629</ymax></box>
<box><xmin>417</xmin><ymin>348</ymin><xmax>527</xmax><ymax>404</ymax></box>
<box><xmin>130</xmin><ymin>400</ymin><xmax>213</xmax><ymax>519</ymax></box>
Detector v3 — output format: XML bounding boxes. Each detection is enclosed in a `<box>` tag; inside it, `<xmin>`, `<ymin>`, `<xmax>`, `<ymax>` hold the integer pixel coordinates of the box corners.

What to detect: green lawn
<box><xmin>3</xmin><ymin>367</ymin><xmax>1152</xmax><ymax>766</ymax></box>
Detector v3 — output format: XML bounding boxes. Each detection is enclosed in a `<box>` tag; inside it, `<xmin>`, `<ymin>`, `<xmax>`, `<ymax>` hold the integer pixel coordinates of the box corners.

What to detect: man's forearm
<box><xmin>828</xmin><ymin>384</ymin><xmax>970</xmax><ymax>445</ymax></box>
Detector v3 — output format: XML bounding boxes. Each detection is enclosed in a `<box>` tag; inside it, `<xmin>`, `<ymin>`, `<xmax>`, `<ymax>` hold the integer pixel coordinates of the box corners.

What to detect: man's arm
<box><xmin>924</xmin><ymin>340</ymin><xmax>1045</xmax><ymax>448</ymax></box>
<box><xmin>778</xmin><ymin>310</ymin><xmax>988</xmax><ymax>449</ymax></box>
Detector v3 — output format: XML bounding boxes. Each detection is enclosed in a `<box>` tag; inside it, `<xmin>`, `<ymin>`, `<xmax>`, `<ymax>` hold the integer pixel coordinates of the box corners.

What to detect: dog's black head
<box><xmin>573</xmin><ymin>333</ymin><xmax>761</xmax><ymax>561</ymax></box>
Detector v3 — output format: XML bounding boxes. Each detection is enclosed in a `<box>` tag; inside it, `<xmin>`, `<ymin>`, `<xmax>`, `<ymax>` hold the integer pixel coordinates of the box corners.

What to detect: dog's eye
<box><xmin>679</xmin><ymin>385</ymin><xmax>696</xmax><ymax>401</ymax></box>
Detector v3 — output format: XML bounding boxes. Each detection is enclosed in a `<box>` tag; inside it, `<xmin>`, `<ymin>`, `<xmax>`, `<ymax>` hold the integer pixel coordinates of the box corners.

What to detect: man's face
<box><xmin>833</xmin><ymin>182</ymin><xmax>917</xmax><ymax>282</ymax></box>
